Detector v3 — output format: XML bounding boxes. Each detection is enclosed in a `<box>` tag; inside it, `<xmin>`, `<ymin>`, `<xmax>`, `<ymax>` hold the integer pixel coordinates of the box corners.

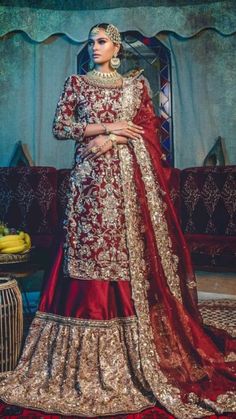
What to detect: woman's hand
<box><xmin>107</xmin><ymin>121</ymin><xmax>144</xmax><ymax>140</ymax></box>
<box><xmin>80</xmin><ymin>135</ymin><xmax>113</xmax><ymax>160</ymax></box>
<box><xmin>80</xmin><ymin>134</ymin><xmax>133</xmax><ymax>160</ymax></box>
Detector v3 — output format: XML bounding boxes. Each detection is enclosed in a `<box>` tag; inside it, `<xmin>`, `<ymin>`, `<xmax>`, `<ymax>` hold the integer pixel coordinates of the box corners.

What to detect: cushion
<box><xmin>0</xmin><ymin>167</ymin><xmax>58</xmax><ymax>248</ymax></box>
<box><xmin>185</xmin><ymin>233</ymin><xmax>236</xmax><ymax>271</ymax></box>
<box><xmin>181</xmin><ymin>166</ymin><xmax>236</xmax><ymax>236</ymax></box>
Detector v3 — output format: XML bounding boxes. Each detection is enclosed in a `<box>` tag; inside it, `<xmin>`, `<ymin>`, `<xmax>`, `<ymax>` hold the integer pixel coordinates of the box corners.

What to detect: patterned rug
<box><xmin>198</xmin><ymin>298</ymin><xmax>236</xmax><ymax>338</ymax></box>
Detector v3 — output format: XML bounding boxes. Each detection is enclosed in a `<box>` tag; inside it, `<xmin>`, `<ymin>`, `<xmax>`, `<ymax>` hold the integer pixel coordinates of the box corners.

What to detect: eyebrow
<box><xmin>88</xmin><ymin>37</ymin><xmax>108</xmax><ymax>41</ymax></box>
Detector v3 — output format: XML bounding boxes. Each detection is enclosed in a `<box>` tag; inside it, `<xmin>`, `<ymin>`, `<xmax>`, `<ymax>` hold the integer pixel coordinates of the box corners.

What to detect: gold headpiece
<box><xmin>90</xmin><ymin>26</ymin><xmax>100</xmax><ymax>36</ymax></box>
<box><xmin>90</xmin><ymin>24</ymin><xmax>121</xmax><ymax>45</ymax></box>
<box><xmin>105</xmin><ymin>24</ymin><xmax>121</xmax><ymax>45</ymax></box>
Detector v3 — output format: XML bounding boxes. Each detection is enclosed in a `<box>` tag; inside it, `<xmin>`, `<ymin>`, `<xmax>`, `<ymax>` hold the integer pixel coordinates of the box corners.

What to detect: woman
<box><xmin>0</xmin><ymin>23</ymin><xmax>235</xmax><ymax>419</ymax></box>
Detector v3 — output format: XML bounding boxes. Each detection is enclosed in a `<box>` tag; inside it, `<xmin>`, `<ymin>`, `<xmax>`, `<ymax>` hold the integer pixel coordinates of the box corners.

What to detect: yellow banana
<box><xmin>0</xmin><ymin>238</ymin><xmax>24</xmax><ymax>250</ymax></box>
<box><xmin>0</xmin><ymin>231</ymin><xmax>32</xmax><ymax>252</ymax></box>
<box><xmin>0</xmin><ymin>243</ymin><xmax>28</xmax><ymax>254</ymax></box>
<box><xmin>24</xmin><ymin>233</ymin><xmax>31</xmax><ymax>249</ymax></box>
<box><xmin>0</xmin><ymin>234</ymin><xmax>21</xmax><ymax>242</ymax></box>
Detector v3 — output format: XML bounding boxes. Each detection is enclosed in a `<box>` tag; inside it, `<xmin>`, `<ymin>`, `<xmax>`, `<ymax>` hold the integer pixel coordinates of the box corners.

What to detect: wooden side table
<box><xmin>0</xmin><ymin>252</ymin><xmax>44</xmax><ymax>314</ymax></box>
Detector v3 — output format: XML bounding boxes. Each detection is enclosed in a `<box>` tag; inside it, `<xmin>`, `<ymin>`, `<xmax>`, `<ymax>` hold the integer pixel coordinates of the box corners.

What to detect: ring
<box><xmin>127</xmin><ymin>121</ymin><xmax>133</xmax><ymax>127</ymax></box>
<box><xmin>91</xmin><ymin>146</ymin><xmax>98</xmax><ymax>154</ymax></box>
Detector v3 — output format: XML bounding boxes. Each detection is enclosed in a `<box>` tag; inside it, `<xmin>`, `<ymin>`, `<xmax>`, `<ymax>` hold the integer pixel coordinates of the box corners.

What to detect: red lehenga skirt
<box><xmin>0</xmin><ymin>85</ymin><xmax>236</xmax><ymax>419</ymax></box>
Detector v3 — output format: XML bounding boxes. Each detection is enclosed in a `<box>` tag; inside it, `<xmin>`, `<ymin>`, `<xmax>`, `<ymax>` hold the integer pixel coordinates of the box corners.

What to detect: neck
<box><xmin>94</xmin><ymin>64</ymin><xmax>114</xmax><ymax>73</ymax></box>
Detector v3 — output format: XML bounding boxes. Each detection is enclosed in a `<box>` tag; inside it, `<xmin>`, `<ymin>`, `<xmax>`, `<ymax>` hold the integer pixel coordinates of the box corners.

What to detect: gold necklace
<box><xmin>86</xmin><ymin>69</ymin><xmax>123</xmax><ymax>87</ymax></box>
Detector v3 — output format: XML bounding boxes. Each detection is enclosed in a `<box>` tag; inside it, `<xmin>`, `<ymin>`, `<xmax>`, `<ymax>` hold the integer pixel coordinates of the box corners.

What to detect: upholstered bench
<box><xmin>0</xmin><ymin>165</ymin><xmax>235</xmax><ymax>271</ymax></box>
<box><xmin>180</xmin><ymin>166</ymin><xmax>236</xmax><ymax>271</ymax></box>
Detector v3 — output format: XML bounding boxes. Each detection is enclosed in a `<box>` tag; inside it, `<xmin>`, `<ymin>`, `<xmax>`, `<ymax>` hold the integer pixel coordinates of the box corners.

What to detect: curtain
<box><xmin>159</xmin><ymin>30</ymin><xmax>236</xmax><ymax>168</ymax></box>
<box><xmin>0</xmin><ymin>33</ymin><xmax>84</xmax><ymax>168</ymax></box>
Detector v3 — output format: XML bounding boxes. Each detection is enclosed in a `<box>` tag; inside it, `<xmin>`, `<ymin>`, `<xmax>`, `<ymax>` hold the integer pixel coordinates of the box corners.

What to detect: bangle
<box><xmin>109</xmin><ymin>133</ymin><xmax>118</xmax><ymax>148</ymax></box>
<box><xmin>101</xmin><ymin>123</ymin><xmax>110</xmax><ymax>135</ymax></box>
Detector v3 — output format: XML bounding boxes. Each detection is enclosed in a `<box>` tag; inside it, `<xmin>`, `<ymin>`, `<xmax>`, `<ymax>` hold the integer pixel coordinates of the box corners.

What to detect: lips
<box><xmin>93</xmin><ymin>55</ymin><xmax>100</xmax><ymax>58</ymax></box>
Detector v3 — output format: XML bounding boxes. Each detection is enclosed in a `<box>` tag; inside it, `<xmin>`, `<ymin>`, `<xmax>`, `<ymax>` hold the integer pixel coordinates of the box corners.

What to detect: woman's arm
<box><xmin>53</xmin><ymin>75</ymin><xmax>144</xmax><ymax>142</ymax></box>
<box><xmin>84</xmin><ymin>121</ymin><xmax>144</xmax><ymax>140</ymax></box>
<box><xmin>80</xmin><ymin>134</ymin><xmax>129</xmax><ymax>160</ymax></box>
<box><xmin>52</xmin><ymin>75</ymin><xmax>87</xmax><ymax>141</ymax></box>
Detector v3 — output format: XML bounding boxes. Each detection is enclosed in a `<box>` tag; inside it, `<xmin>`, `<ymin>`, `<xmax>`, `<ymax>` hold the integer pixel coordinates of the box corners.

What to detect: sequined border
<box><xmin>36</xmin><ymin>311</ymin><xmax>137</xmax><ymax>328</ymax></box>
<box><xmin>132</xmin><ymin>138</ymin><xmax>182</xmax><ymax>302</ymax></box>
<box><xmin>119</xmin><ymin>145</ymin><xmax>216</xmax><ymax>418</ymax></box>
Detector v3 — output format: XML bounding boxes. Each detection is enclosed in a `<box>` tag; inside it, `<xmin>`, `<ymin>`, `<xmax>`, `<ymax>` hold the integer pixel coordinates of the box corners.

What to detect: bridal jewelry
<box><xmin>90</xmin><ymin>24</ymin><xmax>121</xmax><ymax>45</ymax></box>
<box><xmin>110</xmin><ymin>54</ymin><xmax>121</xmax><ymax>69</ymax></box>
<box><xmin>109</xmin><ymin>133</ymin><xmax>118</xmax><ymax>148</ymax></box>
<box><xmin>101</xmin><ymin>123</ymin><xmax>111</xmax><ymax>135</ymax></box>
<box><xmin>86</xmin><ymin>69</ymin><xmax>123</xmax><ymax>87</ymax></box>
<box><xmin>91</xmin><ymin>146</ymin><xmax>99</xmax><ymax>154</ymax></box>
<box><xmin>105</xmin><ymin>24</ymin><xmax>122</xmax><ymax>45</ymax></box>
<box><xmin>90</xmin><ymin>26</ymin><xmax>100</xmax><ymax>36</ymax></box>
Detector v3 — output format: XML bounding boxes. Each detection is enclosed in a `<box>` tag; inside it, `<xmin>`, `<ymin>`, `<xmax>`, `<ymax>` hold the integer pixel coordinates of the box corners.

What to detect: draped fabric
<box><xmin>158</xmin><ymin>30</ymin><xmax>236</xmax><ymax>168</ymax></box>
<box><xmin>1</xmin><ymin>2</ymin><xmax>236</xmax><ymax>41</ymax></box>
<box><xmin>0</xmin><ymin>71</ymin><xmax>235</xmax><ymax>418</ymax></box>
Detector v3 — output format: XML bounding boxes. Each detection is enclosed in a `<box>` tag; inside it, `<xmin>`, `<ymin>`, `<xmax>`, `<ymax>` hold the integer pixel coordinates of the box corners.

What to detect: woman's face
<box><xmin>88</xmin><ymin>27</ymin><xmax>119</xmax><ymax>69</ymax></box>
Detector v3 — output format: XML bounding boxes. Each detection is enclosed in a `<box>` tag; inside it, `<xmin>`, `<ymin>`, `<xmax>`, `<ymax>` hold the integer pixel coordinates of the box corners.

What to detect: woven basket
<box><xmin>0</xmin><ymin>277</ymin><xmax>23</xmax><ymax>371</ymax></box>
<box><xmin>0</xmin><ymin>250</ymin><xmax>30</xmax><ymax>265</ymax></box>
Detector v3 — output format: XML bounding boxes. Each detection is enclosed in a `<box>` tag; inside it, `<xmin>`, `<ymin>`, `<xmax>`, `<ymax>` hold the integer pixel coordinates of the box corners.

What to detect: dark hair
<box><xmin>89</xmin><ymin>23</ymin><xmax>124</xmax><ymax>58</ymax></box>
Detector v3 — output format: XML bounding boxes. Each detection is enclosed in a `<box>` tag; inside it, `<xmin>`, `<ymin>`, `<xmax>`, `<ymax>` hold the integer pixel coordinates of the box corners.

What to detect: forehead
<box><xmin>88</xmin><ymin>28</ymin><xmax>110</xmax><ymax>40</ymax></box>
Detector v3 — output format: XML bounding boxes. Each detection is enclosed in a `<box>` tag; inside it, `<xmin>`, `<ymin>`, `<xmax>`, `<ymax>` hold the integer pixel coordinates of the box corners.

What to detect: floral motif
<box><xmin>0</xmin><ymin>313</ymin><xmax>155</xmax><ymax>416</ymax></box>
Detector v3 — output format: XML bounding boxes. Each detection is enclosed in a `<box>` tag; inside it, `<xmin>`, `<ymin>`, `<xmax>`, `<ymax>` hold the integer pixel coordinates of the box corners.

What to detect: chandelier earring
<box><xmin>110</xmin><ymin>53</ymin><xmax>120</xmax><ymax>69</ymax></box>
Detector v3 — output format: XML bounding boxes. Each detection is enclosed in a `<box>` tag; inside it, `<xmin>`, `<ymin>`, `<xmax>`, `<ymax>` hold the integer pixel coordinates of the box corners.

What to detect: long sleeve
<box><xmin>52</xmin><ymin>75</ymin><xmax>87</xmax><ymax>141</ymax></box>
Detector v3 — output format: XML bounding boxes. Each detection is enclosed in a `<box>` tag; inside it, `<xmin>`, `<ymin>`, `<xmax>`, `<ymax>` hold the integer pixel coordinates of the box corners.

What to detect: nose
<box><xmin>93</xmin><ymin>42</ymin><xmax>98</xmax><ymax>52</ymax></box>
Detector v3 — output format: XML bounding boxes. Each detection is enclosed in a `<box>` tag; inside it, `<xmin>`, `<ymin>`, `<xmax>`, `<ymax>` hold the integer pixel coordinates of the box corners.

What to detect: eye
<box><xmin>98</xmin><ymin>40</ymin><xmax>106</xmax><ymax>44</ymax></box>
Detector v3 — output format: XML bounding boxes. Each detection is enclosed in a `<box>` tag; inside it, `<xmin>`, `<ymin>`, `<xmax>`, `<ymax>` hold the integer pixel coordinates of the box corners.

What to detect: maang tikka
<box><xmin>90</xmin><ymin>23</ymin><xmax>122</xmax><ymax>45</ymax></box>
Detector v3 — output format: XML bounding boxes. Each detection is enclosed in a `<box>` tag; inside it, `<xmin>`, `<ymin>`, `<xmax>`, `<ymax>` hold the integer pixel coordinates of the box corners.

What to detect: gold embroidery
<box><xmin>118</xmin><ymin>145</ymin><xmax>217</xmax><ymax>418</ymax></box>
<box><xmin>78</xmin><ymin>76</ymin><xmax>123</xmax><ymax>125</ymax></box>
<box><xmin>132</xmin><ymin>138</ymin><xmax>182</xmax><ymax>302</ymax></box>
<box><xmin>60</xmin><ymin>76</ymin><xmax>132</xmax><ymax>281</ymax></box>
<box><xmin>36</xmin><ymin>311</ymin><xmax>137</xmax><ymax>327</ymax></box>
<box><xmin>0</xmin><ymin>313</ymin><xmax>156</xmax><ymax>416</ymax></box>
<box><xmin>224</xmin><ymin>352</ymin><xmax>236</xmax><ymax>362</ymax></box>
<box><xmin>63</xmin><ymin>150</ymin><xmax>130</xmax><ymax>281</ymax></box>
<box><xmin>216</xmin><ymin>391</ymin><xmax>236</xmax><ymax>411</ymax></box>
<box><xmin>121</xmin><ymin>76</ymin><xmax>143</xmax><ymax>121</ymax></box>
<box><xmin>53</xmin><ymin>76</ymin><xmax>87</xmax><ymax>141</ymax></box>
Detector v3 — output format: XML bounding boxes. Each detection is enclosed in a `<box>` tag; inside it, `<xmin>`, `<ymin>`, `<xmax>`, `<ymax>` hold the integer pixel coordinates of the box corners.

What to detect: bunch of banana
<box><xmin>0</xmin><ymin>231</ymin><xmax>31</xmax><ymax>254</ymax></box>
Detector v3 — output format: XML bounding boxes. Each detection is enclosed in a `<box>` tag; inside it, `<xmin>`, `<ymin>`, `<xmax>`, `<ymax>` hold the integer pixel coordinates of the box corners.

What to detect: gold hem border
<box><xmin>36</xmin><ymin>311</ymin><xmax>138</xmax><ymax>328</ymax></box>
<box><xmin>0</xmin><ymin>397</ymin><xmax>156</xmax><ymax>418</ymax></box>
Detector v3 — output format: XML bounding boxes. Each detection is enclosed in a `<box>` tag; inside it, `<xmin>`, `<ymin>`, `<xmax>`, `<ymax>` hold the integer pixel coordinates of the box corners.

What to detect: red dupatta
<box><xmin>128</xmin><ymin>76</ymin><xmax>236</xmax><ymax>411</ymax></box>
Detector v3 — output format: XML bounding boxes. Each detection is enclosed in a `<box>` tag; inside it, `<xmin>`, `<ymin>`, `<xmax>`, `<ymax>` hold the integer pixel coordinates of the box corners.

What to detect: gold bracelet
<box><xmin>101</xmin><ymin>123</ymin><xmax>110</xmax><ymax>135</ymax></box>
<box><xmin>109</xmin><ymin>133</ymin><xmax>118</xmax><ymax>148</ymax></box>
